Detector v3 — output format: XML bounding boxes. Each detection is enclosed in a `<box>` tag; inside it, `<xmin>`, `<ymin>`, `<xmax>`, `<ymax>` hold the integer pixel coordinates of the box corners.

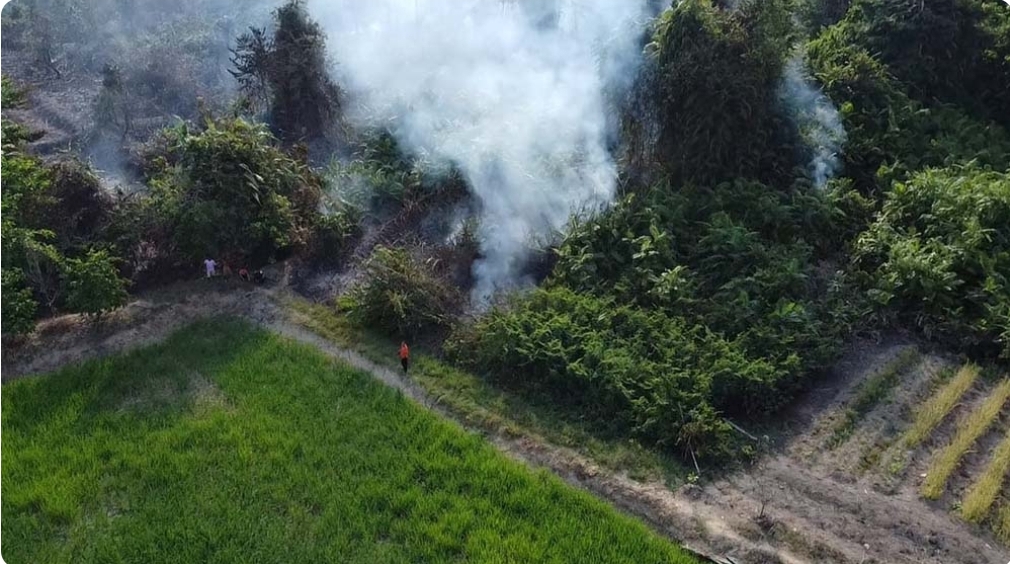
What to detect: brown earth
<box><xmin>3</xmin><ymin>278</ymin><xmax>1007</xmax><ymax>564</ymax></box>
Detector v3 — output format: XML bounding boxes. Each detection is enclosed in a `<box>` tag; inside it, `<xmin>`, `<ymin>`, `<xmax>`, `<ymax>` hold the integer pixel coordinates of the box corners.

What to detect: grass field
<box><xmin>921</xmin><ymin>378</ymin><xmax>1010</xmax><ymax>499</ymax></box>
<box><xmin>1</xmin><ymin>318</ymin><xmax>699</xmax><ymax>564</ymax></box>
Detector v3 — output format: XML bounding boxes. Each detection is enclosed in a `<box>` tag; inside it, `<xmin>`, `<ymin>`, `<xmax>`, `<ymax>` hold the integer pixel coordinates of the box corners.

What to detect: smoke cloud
<box><xmin>309</xmin><ymin>0</ymin><xmax>657</xmax><ymax>302</ymax></box>
<box><xmin>778</xmin><ymin>53</ymin><xmax>847</xmax><ymax>188</ymax></box>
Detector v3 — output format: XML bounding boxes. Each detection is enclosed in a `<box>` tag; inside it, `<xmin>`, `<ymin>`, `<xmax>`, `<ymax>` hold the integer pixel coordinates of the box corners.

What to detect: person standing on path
<box><xmin>399</xmin><ymin>342</ymin><xmax>410</xmax><ymax>374</ymax></box>
<box><xmin>204</xmin><ymin>258</ymin><xmax>217</xmax><ymax>279</ymax></box>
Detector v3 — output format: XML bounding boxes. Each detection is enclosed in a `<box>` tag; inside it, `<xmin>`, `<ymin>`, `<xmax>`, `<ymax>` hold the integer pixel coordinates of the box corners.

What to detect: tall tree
<box><xmin>230</xmin><ymin>0</ymin><xmax>341</xmax><ymax>144</ymax></box>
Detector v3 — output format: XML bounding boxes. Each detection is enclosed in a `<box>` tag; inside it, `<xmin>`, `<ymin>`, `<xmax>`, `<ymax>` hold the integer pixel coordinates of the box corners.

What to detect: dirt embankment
<box><xmin>4</xmin><ymin>281</ymin><xmax>1007</xmax><ymax>564</ymax></box>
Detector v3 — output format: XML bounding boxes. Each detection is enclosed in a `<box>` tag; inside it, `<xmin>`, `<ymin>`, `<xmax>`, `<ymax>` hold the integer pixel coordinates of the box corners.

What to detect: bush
<box><xmin>2</xmin><ymin>103</ymin><xmax>130</xmax><ymax>329</ymax></box>
<box><xmin>1</xmin><ymin>269</ymin><xmax>38</xmax><ymax>336</ymax></box>
<box><xmin>47</xmin><ymin>159</ymin><xmax>112</xmax><ymax>248</ymax></box>
<box><xmin>821</xmin><ymin>0</ymin><xmax>1010</xmax><ymax>127</ymax></box>
<box><xmin>447</xmin><ymin>287</ymin><xmax>747</xmax><ymax>459</ymax></box>
<box><xmin>552</xmin><ymin>179</ymin><xmax>844</xmax><ymax>384</ymax></box>
<box><xmin>346</xmin><ymin>246</ymin><xmax>460</xmax><ymax>339</ymax></box>
<box><xmin>145</xmin><ymin>116</ymin><xmax>323</xmax><ymax>263</ymax></box>
<box><xmin>1</xmin><ymin>75</ymin><xmax>26</xmax><ymax>107</ymax></box>
<box><xmin>807</xmin><ymin>7</ymin><xmax>1010</xmax><ymax>193</ymax></box>
<box><xmin>64</xmin><ymin>248</ymin><xmax>129</xmax><ymax>317</ymax></box>
<box><xmin>853</xmin><ymin>165</ymin><xmax>1010</xmax><ymax>358</ymax></box>
<box><xmin>1</xmin><ymin>152</ymin><xmax>127</xmax><ymax>327</ymax></box>
<box><xmin>324</xmin><ymin>132</ymin><xmax>445</xmax><ymax>209</ymax></box>
<box><xmin>2</xmin><ymin>127</ymin><xmax>64</xmax><ymax>317</ymax></box>
<box><xmin>306</xmin><ymin>207</ymin><xmax>361</xmax><ymax>265</ymax></box>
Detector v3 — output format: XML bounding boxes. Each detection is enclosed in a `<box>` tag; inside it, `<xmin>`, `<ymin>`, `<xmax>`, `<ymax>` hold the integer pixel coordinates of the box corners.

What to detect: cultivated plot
<box><xmin>1</xmin><ymin>318</ymin><xmax>699</xmax><ymax>564</ymax></box>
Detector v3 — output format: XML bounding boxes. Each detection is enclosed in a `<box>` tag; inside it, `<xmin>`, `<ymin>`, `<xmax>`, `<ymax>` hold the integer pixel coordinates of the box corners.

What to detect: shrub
<box><xmin>305</xmin><ymin>207</ymin><xmax>361</xmax><ymax>265</ymax></box>
<box><xmin>145</xmin><ymin>116</ymin><xmax>323</xmax><ymax>263</ymax></box>
<box><xmin>63</xmin><ymin>248</ymin><xmax>129</xmax><ymax>317</ymax></box>
<box><xmin>47</xmin><ymin>158</ymin><xmax>113</xmax><ymax>248</ymax></box>
<box><xmin>1</xmin><ymin>75</ymin><xmax>26</xmax><ymax>107</ymax></box>
<box><xmin>550</xmin><ymin>179</ymin><xmax>845</xmax><ymax>411</ymax></box>
<box><xmin>324</xmin><ymin>132</ymin><xmax>441</xmax><ymax>209</ymax></box>
<box><xmin>1</xmin><ymin>269</ymin><xmax>38</xmax><ymax>336</ymax></box>
<box><xmin>447</xmin><ymin>287</ymin><xmax>770</xmax><ymax>460</ymax></box>
<box><xmin>346</xmin><ymin>246</ymin><xmax>460</xmax><ymax>339</ymax></box>
<box><xmin>807</xmin><ymin>13</ymin><xmax>1010</xmax><ymax>192</ymax></box>
<box><xmin>853</xmin><ymin>165</ymin><xmax>1010</xmax><ymax>358</ymax></box>
<box><xmin>1</xmin><ymin>125</ymin><xmax>69</xmax><ymax>319</ymax></box>
<box><xmin>820</xmin><ymin>0</ymin><xmax>1010</xmax><ymax>127</ymax></box>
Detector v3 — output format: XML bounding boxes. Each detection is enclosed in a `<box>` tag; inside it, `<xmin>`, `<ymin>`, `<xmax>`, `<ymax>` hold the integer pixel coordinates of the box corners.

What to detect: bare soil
<box><xmin>3</xmin><ymin>280</ymin><xmax>1007</xmax><ymax>564</ymax></box>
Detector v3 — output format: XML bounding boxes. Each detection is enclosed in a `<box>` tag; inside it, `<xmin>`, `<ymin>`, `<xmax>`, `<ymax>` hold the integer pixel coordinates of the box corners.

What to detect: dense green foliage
<box><xmin>1</xmin><ymin>319</ymin><xmax>699</xmax><ymax>563</ymax></box>
<box><xmin>807</xmin><ymin>18</ymin><xmax>1010</xmax><ymax>192</ymax></box>
<box><xmin>2</xmin><ymin>83</ymin><xmax>337</xmax><ymax>333</ymax></box>
<box><xmin>449</xmin><ymin>179</ymin><xmax>850</xmax><ymax>457</ymax></box>
<box><xmin>805</xmin><ymin>0</ymin><xmax>1010</xmax><ymax>360</ymax></box>
<box><xmin>450</xmin><ymin>288</ymin><xmax>747</xmax><ymax>459</ymax></box>
<box><xmin>305</xmin><ymin>205</ymin><xmax>362</xmax><ymax>265</ymax></box>
<box><xmin>449</xmin><ymin>0</ymin><xmax>1010</xmax><ymax>463</ymax></box>
<box><xmin>142</xmin><ymin>116</ymin><xmax>323</xmax><ymax>263</ymax></box>
<box><xmin>2</xmin><ymin>269</ymin><xmax>38</xmax><ymax>335</ymax></box>
<box><xmin>630</xmin><ymin>0</ymin><xmax>799</xmax><ymax>185</ymax></box>
<box><xmin>821</xmin><ymin>0</ymin><xmax>1010</xmax><ymax>127</ymax></box>
<box><xmin>63</xmin><ymin>248</ymin><xmax>128</xmax><ymax>316</ymax></box>
<box><xmin>854</xmin><ymin>166</ymin><xmax>1010</xmax><ymax>358</ymax></box>
<box><xmin>1</xmin><ymin>88</ymin><xmax>129</xmax><ymax>333</ymax></box>
<box><xmin>1</xmin><ymin>74</ymin><xmax>26</xmax><ymax>107</ymax></box>
<box><xmin>347</xmin><ymin>246</ymin><xmax>461</xmax><ymax>339</ymax></box>
<box><xmin>554</xmin><ymin>182</ymin><xmax>844</xmax><ymax>369</ymax></box>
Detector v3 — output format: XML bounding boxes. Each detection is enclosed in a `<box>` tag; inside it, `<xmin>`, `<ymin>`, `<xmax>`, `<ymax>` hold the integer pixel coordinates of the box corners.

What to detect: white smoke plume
<box><xmin>778</xmin><ymin>53</ymin><xmax>847</xmax><ymax>188</ymax></box>
<box><xmin>309</xmin><ymin>0</ymin><xmax>657</xmax><ymax>302</ymax></box>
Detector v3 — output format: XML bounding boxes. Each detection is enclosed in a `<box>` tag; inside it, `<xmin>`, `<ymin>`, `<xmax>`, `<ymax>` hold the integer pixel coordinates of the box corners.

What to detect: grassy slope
<box><xmin>287</xmin><ymin>299</ymin><xmax>691</xmax><ymax>485</ymax></box>
<box><xmin>2</xmin><ymin>318</ymin><xmax>698</xmax><ymax>564</ymax></box>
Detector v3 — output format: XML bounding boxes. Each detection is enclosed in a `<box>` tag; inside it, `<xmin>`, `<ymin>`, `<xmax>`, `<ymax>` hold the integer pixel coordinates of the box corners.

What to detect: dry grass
<box><xmin>997</xmin><ymin>503</ymin><xmax>1010</xmax><ymax>545</ymax></box>
<box><xmin>960</xmin><ymin>426</ymin><xmax>1010</xmax><ymax>522</ymax></box>
<box><xmin>903</xmin><ymin>364</ymin><xmax>980</xmax><ymax>448</ymax></box>
<box><xmin>921</xmin><ymin>378</ymin><xmax>1010</xmax><ymax>499</ymax></box>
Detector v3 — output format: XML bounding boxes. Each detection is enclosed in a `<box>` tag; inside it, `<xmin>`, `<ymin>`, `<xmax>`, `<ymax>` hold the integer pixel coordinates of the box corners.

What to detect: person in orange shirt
<box><xmin>399</xmin><ymin>342</ymin><xmax>410</xmax><ymax>374</ymax></box>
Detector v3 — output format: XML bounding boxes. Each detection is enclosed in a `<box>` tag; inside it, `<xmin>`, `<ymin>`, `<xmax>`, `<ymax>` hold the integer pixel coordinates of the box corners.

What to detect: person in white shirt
<box><xmin>204</xmin><ymin>258</ymin><xmax>217</xmax><ymax>278</ymax></box>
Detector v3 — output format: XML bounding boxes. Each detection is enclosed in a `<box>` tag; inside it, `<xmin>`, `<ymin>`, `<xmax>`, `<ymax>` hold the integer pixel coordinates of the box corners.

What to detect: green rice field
<box><xmin>1</xmin><ymin>318</ymin><xmax>698</xmax><ymax>564</ymax></box>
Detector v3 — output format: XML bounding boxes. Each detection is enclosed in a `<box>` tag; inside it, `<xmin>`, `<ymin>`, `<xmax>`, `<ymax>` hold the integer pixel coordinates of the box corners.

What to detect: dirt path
<box><xmin>4</xmin><ymin>283</ymin><xmax>1007</xmax><ymax>564</ymax></box>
